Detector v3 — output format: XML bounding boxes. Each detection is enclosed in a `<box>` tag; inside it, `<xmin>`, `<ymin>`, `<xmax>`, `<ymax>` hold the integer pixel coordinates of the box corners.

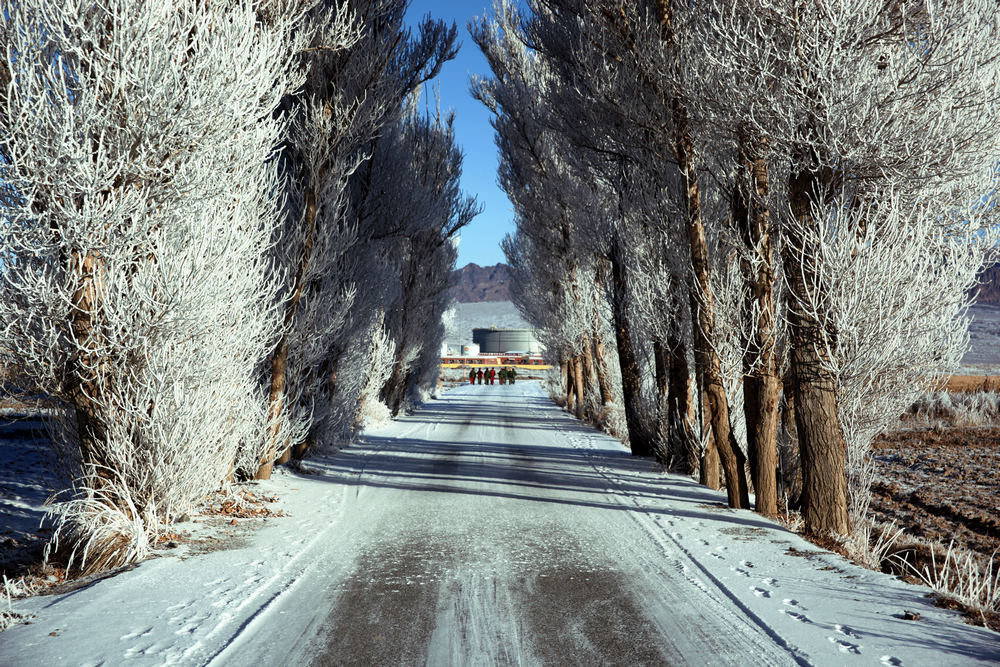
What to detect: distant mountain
<box><xmin>974</xmin><ymin>263</ymin><xmax>1000</xmax><ymax>306</ymax></box>
<box><xmin>451</xmin><ymin>263</ymin><xmax>512</xmax><ymax>303</ymax></box>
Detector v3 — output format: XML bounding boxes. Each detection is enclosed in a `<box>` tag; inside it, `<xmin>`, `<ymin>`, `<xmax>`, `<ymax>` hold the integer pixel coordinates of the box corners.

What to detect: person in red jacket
<box><xmin>469</xmin><ymin>368</ymin><xmax>476</xmax><ymax>385</ymax></box>
<box><xmin>489</xmin><ymin>368</ymin><xmax>496</xmax><ymax>385</ymax></box>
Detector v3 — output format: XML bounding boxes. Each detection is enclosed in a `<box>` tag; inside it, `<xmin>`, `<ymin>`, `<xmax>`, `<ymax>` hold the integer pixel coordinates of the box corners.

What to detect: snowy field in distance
<box><xmin>963</xmin><ymin>304</ymin><xmax>1000</xmax><ymax>370</ymax></box>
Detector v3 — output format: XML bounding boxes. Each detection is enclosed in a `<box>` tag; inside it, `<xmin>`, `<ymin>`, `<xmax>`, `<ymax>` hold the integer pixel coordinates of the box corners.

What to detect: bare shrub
<box><xmin>907</xmin><ymin>390</ymin><xmax>1000</xmax><ymax>428</ymax></box>
<box><xmin>841</xmin><ymin>519</ymin><xmax>906</xmax><ymax>571</ymax></box>
<box><xmin>894</xmin><ymin>542</ymin><xmax>1000</xmax><ymax>621</ymax></box>
<box><xmin>44</xmin><ymin>469</ymin><xmax>155</xmax><ymax>576</ymax></box>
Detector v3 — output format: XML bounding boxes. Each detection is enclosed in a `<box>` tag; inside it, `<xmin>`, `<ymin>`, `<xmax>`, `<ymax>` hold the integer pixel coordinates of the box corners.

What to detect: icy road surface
<box><xmin>302</xmin><ymin>386</ymin><xmax>796</xmax><ymax>666</ymax></box>
<box><xmin>2</xmin><ymin>381</ymin><xmax>998</xmax><ymax>665</ymax></box>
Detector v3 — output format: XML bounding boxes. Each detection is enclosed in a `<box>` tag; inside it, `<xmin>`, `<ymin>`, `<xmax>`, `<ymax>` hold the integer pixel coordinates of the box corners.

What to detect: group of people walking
<box><xmin>469</xmin><ymin>367</ymin><xmax>516</xmax><ymax>386</ymax></box>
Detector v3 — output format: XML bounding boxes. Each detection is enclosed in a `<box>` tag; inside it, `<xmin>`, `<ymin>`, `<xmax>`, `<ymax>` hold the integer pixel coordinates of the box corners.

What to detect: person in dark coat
<box><xmin>508</xmin><ymin>366</ymin><xmax>516</xmax><ymax>385</ymax></box>
<box><xmin>469</xmin><ymin>368</ymin><xmax>476</xmax><ymax>385</ymax></box>
<box><xmin>499</xmin><ymin>368</ymin><xmax>507</xmax><ymax>385</ymax></box>
<box><xmin>477</xmin><ymin>368</ymin><xmax>484</xmax><ymax>385</ymax></box>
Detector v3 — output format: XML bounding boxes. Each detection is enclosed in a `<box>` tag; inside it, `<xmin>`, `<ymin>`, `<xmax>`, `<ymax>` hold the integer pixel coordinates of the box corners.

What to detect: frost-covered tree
<box><xmin>475</xmin><ymin>1</ymin><xmax>751</xmax><ymax>504</ymax></box>
<box><xmin>0</xmin><ymin>0</ymin><xmax>312</xmax><ymax>570</ymax></box>
<box><xmin>474</xmin><ymin>3</ymin><xmax>664</xmax><ymax>454</ymax></box>
<box><xmin>476</xmin><ymin>0</ymin><xmax>1000</xmax><ymax>538</ymax></box>
<box><xmin>256</xmin><ymin>0</ymin><xmax>459</xmax><ymax>476</ymax></box>
<box><xmin>691</xmin><ymin>0</ymin><xmax>1000</xmax><ymax>535</ymax></box>
<box><xmin>349</xmin><ymin>106</ymin><xmax>479</xmax><ymax>416</ymax></box>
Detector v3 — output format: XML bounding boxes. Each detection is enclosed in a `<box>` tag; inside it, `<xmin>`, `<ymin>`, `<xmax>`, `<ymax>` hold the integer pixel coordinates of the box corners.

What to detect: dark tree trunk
<box><xmin>683</xmin><ymin>165</ymin><xmax>749</xmax><ymax>507</ymax></box>
<box><xmin>667</xmin><ymin>334</ymin><xmax>697</xmax><ymax>475</ymax></box>
<box><xmin>572</xmin><ymin>354</ymin><xmax>585</xmax><ymax>420</ymax></box>
<box><xmin>609</xmin><ymin>238</ymin><xmax>654</xmax><ymax>457</ymax></box>
<box><xmin>582</xmin><ymin>342</ymin><xmax>596</xmax><ymax>401</ymax></box>
<box><xmin>653</xmin><ymin>340</ymin><xmax>670</xmax><ymax>406</ymax></box>
<box><xmin>566</xmin><ymin>356</ymin><xmax>577</xmax><ymax>415</ymax></box>
<box><xmin>734</xmin><ymin>136</ymin><xmax>780</xmax><ymax>516</ymax></box>
<box><xmin>258</xmin><ymin>184</ymin><xmax>320</xmax><ymax>480</ymax></box>
<box><xmin>593</xmin><ymin>336</ymin><xmax>613</xmax><ymax>406</ymax></box>
<box><xmin>651</xmin><ymin>0</ymin><xmax>748</xmax><ymax>507</ymax></box>
<box><xmin>783</xmin><ymin>168</ymin><xmax>850</xmax><ymax>536</ymax></box>
<box><xmin>698</xmin><ymin>383</ymin><xmax>721</xmax><ymax>490</ymax></box>
<box><xmin>68</xmin><ymin>251</ymin><xmax>112</xmax><ymax>483</ymax></box>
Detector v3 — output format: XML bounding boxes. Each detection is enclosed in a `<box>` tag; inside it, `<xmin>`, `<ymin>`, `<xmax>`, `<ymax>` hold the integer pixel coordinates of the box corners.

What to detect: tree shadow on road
<box><xmin>299</xmin><ymin>395</ymin><xmax>792</xmax><ymax>535</ymax></box>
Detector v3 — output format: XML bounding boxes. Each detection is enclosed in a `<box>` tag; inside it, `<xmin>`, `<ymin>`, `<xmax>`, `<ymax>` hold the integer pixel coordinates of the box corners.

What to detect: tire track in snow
<box><xmin>508</xmin><ymin>395</ymin><xmax>806</xmax><ymax>666</ymax></box>
<box><xmin>536</xmin><ymin>409</ymin><xmax>812</xmax><ymax>665</ymax></box>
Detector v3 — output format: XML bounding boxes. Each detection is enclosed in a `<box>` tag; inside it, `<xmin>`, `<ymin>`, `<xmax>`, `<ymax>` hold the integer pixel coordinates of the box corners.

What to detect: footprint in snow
<box><xmin>835</xmin><ymin>624</ymin><xmax>861</xmax><ymax>638</ymax></box>
<box><xmin>740</xmin><ymin>560</ymin><xmax>753</xmax><ymax>568</ymax></box>
<box><xmin>174</xmin><ymin>622</ymin><xmax>200</xmax><ymax>636</ymax></box>
<box><xmin>782</xmin><ymin>598</ymin><xmax>802</xmax><ymax>608</ymax></box>
<box><xmin>732</xmin><ymin>567</ymin><xmax>751</xmax><ymax>577</ymax></box>
<box><xmin>120</xmin><ymin>627</ymin><xmax>153</xmax><ymax>641</ymax></box>
<box><xmin>778</xmin><ymin>609</ymin><xmax>811</xmax><ymax>624</ymax></box>
<box><xmin>880</xmin><ymin>656</ymin><xmax>902</xmax><ymax>666</ymax></box>
<box><xmin>828</xmin><ymin>637</ymin><xmax>862</xmax><ymax>654</ymax></box>
<box><xmin>761</xmin><ymin>577</ymin><xmax>778</xmax><ymax>587</ymax></box>
<box><xmin>709</xmin><ymin>552</ymin><xmax>725</xmax><ymax>560</ymax></box>
<box><xmin>751</xmin><ymin>587</ymin><xmax>771</xmax><ymax>598</ymax></box>
<box><xmin>123</xmin><ymin>643</ymin><xmax>158</xmax><ymax>659</ymax></box>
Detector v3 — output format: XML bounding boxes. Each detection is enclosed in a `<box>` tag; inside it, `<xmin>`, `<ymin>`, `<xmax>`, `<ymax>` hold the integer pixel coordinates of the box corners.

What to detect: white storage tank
<box><xmin>472</xmin><ymin>328</ymin><xmax>542</xmax><ymax>354</ymax></box>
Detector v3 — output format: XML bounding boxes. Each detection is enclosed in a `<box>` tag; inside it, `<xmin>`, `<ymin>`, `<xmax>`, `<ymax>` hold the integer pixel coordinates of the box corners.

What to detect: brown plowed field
<box><xmin>870</xmin><ymin>426</ymin><xmax>1000</xmax><ymax>559</ymax></box>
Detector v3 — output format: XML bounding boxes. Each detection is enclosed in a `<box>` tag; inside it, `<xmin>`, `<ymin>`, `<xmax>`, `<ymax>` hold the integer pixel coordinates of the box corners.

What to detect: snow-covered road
<box><xmin>290</xmin><ymin>383</ymin><xmax>797</xmax><ymax>665</ymax></box>
<box><xmin>2</xmin><ymin>381</ymin><xmax>998</xmax><ymax>665</ymax></box>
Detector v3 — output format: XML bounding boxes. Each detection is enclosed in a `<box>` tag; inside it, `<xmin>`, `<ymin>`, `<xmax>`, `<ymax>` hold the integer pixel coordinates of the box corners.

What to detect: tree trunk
<box><xmin>68</xmin><ymin>251</ymin><xmax>112</xmax><ymax>483</ymax></box>
<box><xmin>609</xmin><ymin>238</ymin><xmax>654</xmax><ymax>457</ymax></box>
<box><xmin>651</xmin><ymin>0</ymin><xmax>748</xmax><ymax>506</ymax></box>
<box><xmin>743</xmin><ymin>375</ymin><xmax>780</xmax><ymax>514</ymax></box>
<box><xmin>734</xmin><ymin>136</ymin><xmax>780</xmax><ymax>516</ymax></box>
<box><xmin>593</xmin><ymin>336</ymin><xmax>613</xmax><ymax>406</ymax></box>
<box><xmin>682</xmin><ymin>151</ymin><xmax>749</xmax><ymax>507</ymax></box>
<box><xmin>582</xmin><ymin>341</ymin><xmax>596</xmax><ymax>402</ymax></box>
<box><xmin>560</xmin><ymin>356</ymin><xmax>570</xmax><ymax>401</ymax></box>
<box><xmin>572</xmin><ymin>354</ymin><xmax>585</xmax><ymax>420</ymax></box>
<box><xmin>257</xmin><ymin>184</ymin><xmax>320</xmax><ymax>480</ymax></box>
<box><xmin>653</xmin><ymin>339</ymin><xmax>670</xmax><ymax>406</ymax></box>
<box><xmin>698</xmin><ymin>385</ymin><xmax>720</xmax><ymax>490</ymax></box>
<box><xmin>667</xmin><ymin>335</ymin><xmax>697</xmax><ymax>474</ymax></box>
<box><xmin>291</xmin><ymin>435</ymin><xmax>312</xmax><ymax>461</ymax></box>
<box><xmin>784</xmin><ymin>168</ymin><xmax>850</xmax><ymax>536</ymax></box>
<box><xmin>382</xmin><ymin>363</ymin><xmax>411</xmax><ymax>417</ymax></box>
<box><xmin>566</xmin><ymin>356</ymin><xmax>577</xmax><ymax>414</ymax></box>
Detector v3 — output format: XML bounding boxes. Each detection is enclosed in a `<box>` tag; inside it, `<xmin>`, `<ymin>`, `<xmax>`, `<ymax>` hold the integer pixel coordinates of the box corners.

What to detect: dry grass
<box><xmin>904</xmin><ymin>389</ymin><xmax>1000</xmax><ymax>427</ymax></box>
<box><xmin>886</xmin><ymin>538</ymin><xmax>1000</xmax><ymax>631</ymax></box>
<box><xmin>944</xmin><ymin>375</ymin><xmax>1000</xmax><ymax>393</ymax></box>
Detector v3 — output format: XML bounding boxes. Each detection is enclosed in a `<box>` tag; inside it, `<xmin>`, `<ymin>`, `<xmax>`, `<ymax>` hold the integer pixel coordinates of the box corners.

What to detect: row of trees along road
<box><xmin>0</xmin><ymin>0</ymin><xmax>478</xmax><ymax>573</ymax></box>
<box><xmin>473</xmin><ymin>1</ymin><xmax>1000</xmax><ymax>537</ymax></box>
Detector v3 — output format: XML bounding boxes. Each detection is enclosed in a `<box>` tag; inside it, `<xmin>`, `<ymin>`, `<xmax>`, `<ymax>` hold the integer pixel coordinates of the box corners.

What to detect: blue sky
<box><xmin>403</xmin><ymin>1</ymin><xmax>516</xmax><ymax>268</ymax></box>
